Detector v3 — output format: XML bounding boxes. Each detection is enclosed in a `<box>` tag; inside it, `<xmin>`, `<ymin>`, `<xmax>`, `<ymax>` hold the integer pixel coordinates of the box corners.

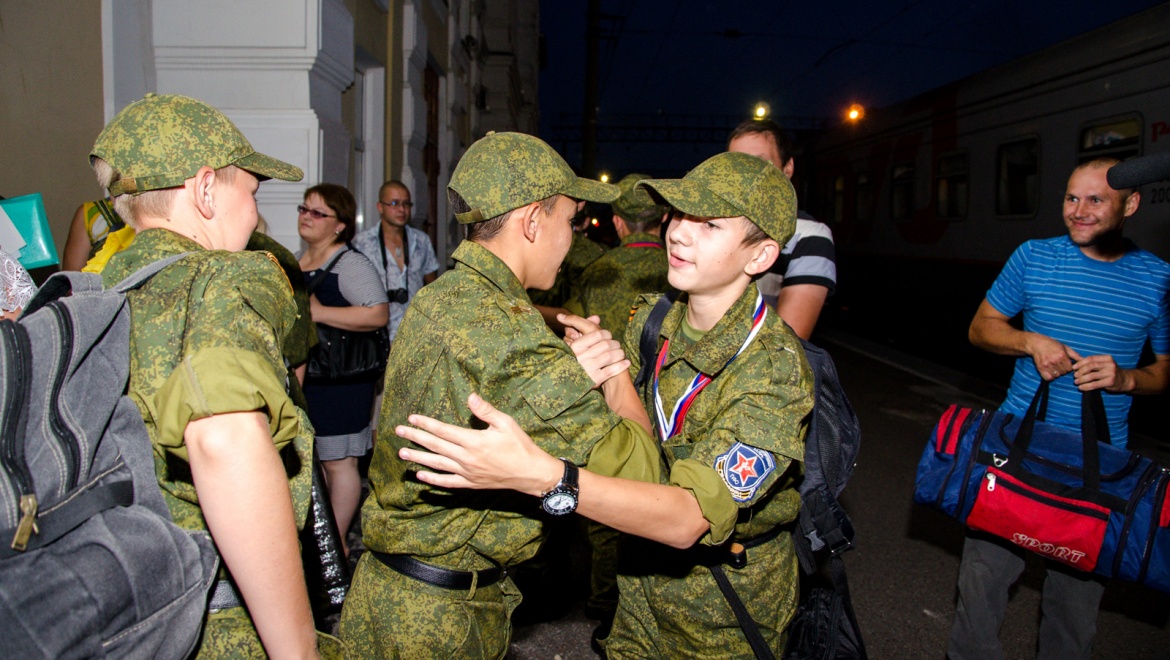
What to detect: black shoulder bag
<box><xmin>304</xmin><ymin>246</ymin><xmax>391</xmax><ymax>381</ymax></box>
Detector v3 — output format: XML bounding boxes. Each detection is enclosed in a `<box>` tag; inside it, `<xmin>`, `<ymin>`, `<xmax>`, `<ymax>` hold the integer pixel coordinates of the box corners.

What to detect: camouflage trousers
<box><xmin>195</xmin><ymin>606</ymin><xmax>344</xmax><ymax>659</ymax></box>
<box><xmin>339</xmin><ymin>552</ymin><xmax>522</xmax><ymax>659</ymax></box>
<box><xmin>584</xmin><ymin>518</ymin><xmax>620</xmax><ymax>615</ymax></box>
<box><xmin>605</xmin><ymin>531</ymin><xmax>798</xmax><ymax>659</ymax></box>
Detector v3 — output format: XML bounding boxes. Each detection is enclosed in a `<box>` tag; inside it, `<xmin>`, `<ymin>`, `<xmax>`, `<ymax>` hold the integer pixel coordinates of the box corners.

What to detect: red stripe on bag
<box><xmin>966</xmin><ymin>467</ymin><xmax>1108</xmax><ymax>571</ymax></box>
<box><xmin>945</xmin><ymin>408</ymin><xmax>972</xmax><ymax>455</ymax></box>
<box><xmin>935</xmin><ymin>405</ymin><xmax>958</xmax><ymax>452</ymax></box>
<box><xmin>1161</xmin><ymin>483</ymin><xmax>1170</xmax><ymax>528</ymax></box>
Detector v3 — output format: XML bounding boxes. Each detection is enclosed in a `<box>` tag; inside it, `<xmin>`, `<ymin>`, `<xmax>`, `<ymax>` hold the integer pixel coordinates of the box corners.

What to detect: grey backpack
<box><xmin>0</xmin><ymin>256</ymin><xmax>219</xmax><ymax>659</ymax></box>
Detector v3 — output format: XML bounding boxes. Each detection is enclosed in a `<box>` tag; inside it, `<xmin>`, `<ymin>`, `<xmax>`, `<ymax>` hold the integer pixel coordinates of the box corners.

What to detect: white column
<box><xmin>400</xmin><ymin>1</ymin><xmax>429</xmax><ymax>226</ymax></box>
<box><xmin>146</xmin><ymin>0</ymin><xmax>353</xmax><ymax>252</ymax></box>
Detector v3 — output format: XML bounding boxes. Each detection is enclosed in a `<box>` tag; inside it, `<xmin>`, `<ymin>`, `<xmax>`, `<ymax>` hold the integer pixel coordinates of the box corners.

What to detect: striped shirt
<box><xmin>987</xmin><ymin>236</ymin><xmax>1170</xmax><ymax>447</ymax></box>
<box><xmin>758</xmin><ymin>212</ymin><xmax>837</xmax><ymax>303</ymax></box>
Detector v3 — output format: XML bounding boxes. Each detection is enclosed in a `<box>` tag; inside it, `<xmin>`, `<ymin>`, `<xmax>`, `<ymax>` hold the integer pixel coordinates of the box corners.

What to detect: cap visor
<box><xmin>637</xmin><ymin>179</ymin><xmax>742</xmax><ymax>219</ymax></box>
<box><xmin>563</xmin><ymin>177</ymin><xmax>620</xmax><ymax>204</ymax></box>
<box><xmin>235</xmin><ymin>151</ymin><xmax>304</xmax><ymax>183</ymax></box>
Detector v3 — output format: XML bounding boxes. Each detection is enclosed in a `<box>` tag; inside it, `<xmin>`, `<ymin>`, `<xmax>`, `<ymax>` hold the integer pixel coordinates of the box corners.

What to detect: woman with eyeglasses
<box><xmin>296</xmin><ymin>183</ymin><xmax>389</xmax><ymax>556</ymax></box>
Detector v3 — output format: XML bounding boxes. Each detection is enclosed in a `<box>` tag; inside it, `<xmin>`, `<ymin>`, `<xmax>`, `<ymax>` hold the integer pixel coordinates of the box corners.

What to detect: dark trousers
<box><xmin>947</xmin><ymin>532</ymin><xmax>1105</xmax><ymax>660</ymax></box>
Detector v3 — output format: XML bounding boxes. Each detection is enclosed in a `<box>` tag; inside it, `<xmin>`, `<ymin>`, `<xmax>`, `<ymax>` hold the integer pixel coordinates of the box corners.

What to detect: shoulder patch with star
<box><xmin>714</xmin><ymin>442</ymin><xmax>776</xmax><ymax>502</ymax></box>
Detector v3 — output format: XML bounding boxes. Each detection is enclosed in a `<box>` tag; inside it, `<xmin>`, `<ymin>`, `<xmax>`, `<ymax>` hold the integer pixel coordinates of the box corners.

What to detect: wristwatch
<box><xmin>540</xmin><ymin>458</ymin><xmax>579</xmax><ymax>516</ymax></box>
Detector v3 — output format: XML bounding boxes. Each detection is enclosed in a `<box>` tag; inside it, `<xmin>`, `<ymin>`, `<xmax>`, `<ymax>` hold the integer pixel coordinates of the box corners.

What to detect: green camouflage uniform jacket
<box><xmin>102</xmin><ymin>228</ymin><xmax>314</xmax><ymax>534</ymax></box>
<box><xmin>568</xmin><ymin>231</ymin><xmax>668</xmax><ymax>338</ymax></box>
<box><xmin>361</xmin><ymin>239</ymin><xmax>657</xmax><ymax>567</ymax></box>
<box><xmin>607</xmin><ymin>283</ymin><xmax>814</xmax><ymax>658</ymax></box>
<box><xmin>528</xmin><ymin>230</ymin><xmax>606</xmax><ymax>307</ymax></box>
<box><xmin>103</xmin><ymin>228</ymin><xmax>322</xmax><ymax>657</ymax></box>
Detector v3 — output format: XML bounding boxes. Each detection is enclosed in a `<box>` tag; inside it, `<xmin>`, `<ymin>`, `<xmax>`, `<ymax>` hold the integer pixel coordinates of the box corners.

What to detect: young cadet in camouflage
<box><xmin>567</xmin><ymin>172</ymin><xmax>670</xmax><ymax>338</ymax></box>
<box><xmin>339</xmin><ymin>132</ymin><xmax>661</xmax><ymax>658</ymax></box>
<box><xmin>396</xmin><ymin>151</ymin><xmax>814</xmax><ymax>658</ymax></box>
<box><xmin>91</xmin><ymin>93</ymin><xmax>341</xmax><ymax>658</ymax></box>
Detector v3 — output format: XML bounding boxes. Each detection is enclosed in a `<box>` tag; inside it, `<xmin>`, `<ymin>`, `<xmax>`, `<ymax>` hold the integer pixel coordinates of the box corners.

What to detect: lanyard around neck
<box><xmin>379</xmin><ymin>223</ymin><xmax>410</xmax><ymax>279</ymax></box>
<box><xmin>652</xmin><ymin>292</ymin><xmax>766</xmax><ymax>443</ymax></box>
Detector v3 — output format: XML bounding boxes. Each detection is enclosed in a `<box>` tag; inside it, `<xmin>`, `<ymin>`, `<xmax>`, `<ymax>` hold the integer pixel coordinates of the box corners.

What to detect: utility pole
<box><xmin>581</xmin><ymin>0</ymin><xmax>600</xmax><ymax>178</ymax></box>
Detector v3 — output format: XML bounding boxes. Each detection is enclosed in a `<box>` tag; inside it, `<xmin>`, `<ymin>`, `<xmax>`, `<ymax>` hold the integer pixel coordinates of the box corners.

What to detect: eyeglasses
<box><xmin>297</xmin><ymin>204</ymin><xmax>336</xmax><ymax>220</ymax></box>
<box><xmin>379</xmin><ymin>200</ymin><xmax>413</xmax><ymax>208</ymax></box>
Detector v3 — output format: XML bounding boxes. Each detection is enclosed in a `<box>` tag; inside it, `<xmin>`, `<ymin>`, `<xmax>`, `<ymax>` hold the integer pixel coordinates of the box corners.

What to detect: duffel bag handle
<box><xmin>1010</xmin><ymin>381</ymin><xmax>1105</xmax><ymax>490</ymax></box>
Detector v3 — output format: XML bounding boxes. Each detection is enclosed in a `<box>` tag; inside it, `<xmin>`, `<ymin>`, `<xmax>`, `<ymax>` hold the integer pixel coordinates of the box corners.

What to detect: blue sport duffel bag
<box><xmin>914</xmin><ymin>382</ymin><xmax>1170</xmax><ymax>593</ymax></box>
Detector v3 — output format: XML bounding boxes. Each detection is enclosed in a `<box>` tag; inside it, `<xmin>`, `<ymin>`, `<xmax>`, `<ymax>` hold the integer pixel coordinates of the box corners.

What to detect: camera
<box><xmin>387</xmin><ymin>288</ymin><xmax>409</xmax><ymax>304</ymax></box>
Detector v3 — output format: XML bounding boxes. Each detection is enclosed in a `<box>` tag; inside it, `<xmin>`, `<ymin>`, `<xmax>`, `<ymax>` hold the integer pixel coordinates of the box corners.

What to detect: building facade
<box><xmin>0</xmin><ymin>0</ymin><xmax>541</xmax><ymax>268</ymax></box>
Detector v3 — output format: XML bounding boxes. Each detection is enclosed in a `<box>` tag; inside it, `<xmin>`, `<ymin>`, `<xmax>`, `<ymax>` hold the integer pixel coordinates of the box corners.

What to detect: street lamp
<box><xmin>846</xmin><ymin>103</ymin><xmax>865</xmax><ymax>123</ymax></box>
<box><xmin>753</xmin><ymin>102</ymin><xmax>771</xmax><ymax>120</ymax></box>
<box><xmin>599</xmin><ymin>172</ymin><xmax>611</xmax><ymax>183</ymax></box>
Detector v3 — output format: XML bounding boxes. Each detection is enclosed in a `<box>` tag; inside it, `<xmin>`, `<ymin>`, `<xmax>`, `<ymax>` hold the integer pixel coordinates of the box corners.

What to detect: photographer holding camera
<box><xmin>353</xmin><ymin>180</ymin><xmax>439</xmax><ymax>342</ymax></box>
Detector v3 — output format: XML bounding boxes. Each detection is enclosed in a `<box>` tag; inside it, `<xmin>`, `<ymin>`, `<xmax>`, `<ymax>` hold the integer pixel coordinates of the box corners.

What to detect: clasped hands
<box><xmin>558</xmin><ymin>313</ymin><xmax>631</xmax><ymax>389</ymax></box>
<box><xmin>1029</xmin><ymin>334</ymin><xmax>1131</xmax><ymax>392</ymax></box>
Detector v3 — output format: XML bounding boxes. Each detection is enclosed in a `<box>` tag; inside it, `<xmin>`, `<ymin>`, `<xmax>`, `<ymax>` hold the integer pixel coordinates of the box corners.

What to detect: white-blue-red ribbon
<box><xmin>652</xmin><ymin>293</ymin><xmax>767</xmax><ymax>443</ymax></box>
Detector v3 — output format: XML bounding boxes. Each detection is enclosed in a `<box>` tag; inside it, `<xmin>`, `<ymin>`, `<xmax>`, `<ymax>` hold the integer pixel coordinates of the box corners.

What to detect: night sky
<box><xmin>538</xmin><ymin>0</ymin><xmax>1167</xmax><ymax>177</ymax></box>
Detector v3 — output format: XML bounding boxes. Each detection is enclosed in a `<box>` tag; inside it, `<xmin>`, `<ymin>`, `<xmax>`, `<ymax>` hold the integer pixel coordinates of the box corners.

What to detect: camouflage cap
<box><xmin>611</xmin><ymin>173</ymin><xmax>668</xmax><ymax>224</ymax></box>
<box><xmin>449</xmin><ymin>132</ymin><xmax>618</xmax><ymax>224</ymax></box>
<box><xmin>637</xmin><ymin>152</ymin><xmax>796</xmax><ymax>244</ymax></box>
<box><xmin>91</xmin><ymin>93</ymin><xmax>303</xmax><ymax>196</ymax></box>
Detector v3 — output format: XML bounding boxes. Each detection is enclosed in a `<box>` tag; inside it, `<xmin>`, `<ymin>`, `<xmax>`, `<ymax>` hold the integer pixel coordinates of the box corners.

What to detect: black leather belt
<box><xmin>739</xmin><ymin>526</ymin><xmax>784</xmax><ymax>550</ymax></box>
<box><xmin>371</xmin><ymin>551</ymin><xmax>507</xmax><ymax>590</ymax></box>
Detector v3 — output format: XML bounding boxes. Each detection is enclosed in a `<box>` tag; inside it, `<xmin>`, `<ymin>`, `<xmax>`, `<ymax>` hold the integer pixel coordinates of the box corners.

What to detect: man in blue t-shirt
<box><xmin>948</xmin><ymin>158</ymin><xmax>1170</xmax><ymax>659</ymax></box>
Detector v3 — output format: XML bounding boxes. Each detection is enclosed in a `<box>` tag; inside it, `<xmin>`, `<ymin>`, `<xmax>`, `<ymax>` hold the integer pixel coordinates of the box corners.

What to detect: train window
<box><xmin>936</xmin><ymin>153</ymin><xmax>969</xmax><ymax>220</ymax></box>
<box><xmin>1079</xmin><ymin>116</ymin><xmax>1142</xmax><ymax>162</ymax></box>
<box><xmin>832</xmin><ymin>176</ymin><xmax>845</xmax><ymax>224</ymax></box>
<box><xmin>856</xmin><ymin>173</ymin><xmax>875</xmax><ymax>222</ymax></box>
<box><xmin>996</xmin><ymin>138</ymin><xmax>1040</xmax><ymax>217</ymax></box>
<box><xmin>891</xmin><ymin>163</ymin><xmax>914</xmax><ymax>221</ymax></box>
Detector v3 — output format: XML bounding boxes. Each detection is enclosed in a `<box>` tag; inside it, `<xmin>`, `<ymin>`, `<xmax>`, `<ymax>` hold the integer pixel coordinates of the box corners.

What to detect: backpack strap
<box><xmin>708</xmin><ymin>564</ymin><xmax>776</xmax><ymax>659</ymax></box>
<box><xmin>0</xmin><ymin>480</ymin><xmax>134</xmax><ymax>560</ymax></box>
<box><xmin>113</xmin><ymin>252</ymin><xmax>195</xmax><ymax>293</ymax></box>
<box><xmin>632</xmin><ymin>290</ymin><xmax>678</xmax><ymax>389</ymax></box>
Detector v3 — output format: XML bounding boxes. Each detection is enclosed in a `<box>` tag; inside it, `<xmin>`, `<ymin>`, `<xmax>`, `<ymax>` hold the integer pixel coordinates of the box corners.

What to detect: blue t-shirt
<box><xmin>987</xmin><ymin>236</ymin><xmax>1170</xmax><ymax>447</ymax></box>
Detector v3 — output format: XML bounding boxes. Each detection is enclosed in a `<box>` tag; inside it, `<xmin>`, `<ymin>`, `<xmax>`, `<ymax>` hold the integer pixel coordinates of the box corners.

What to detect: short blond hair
<box><xmin>92</xmin><ymin>158</ymin><xmax>237</xmax><ymax>227</ymax></box>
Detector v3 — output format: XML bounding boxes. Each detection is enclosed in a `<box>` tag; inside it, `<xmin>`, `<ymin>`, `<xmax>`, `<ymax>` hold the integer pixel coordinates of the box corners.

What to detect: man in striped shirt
<box><xmin>949</xmin><ymin>158</ymin><xmax>1170</xmax><ymax>659</ymax></box>
<box><xmin>728</xmin><ymin>119</ymin><xmax>836</xmax><ymax>339</ymax></box>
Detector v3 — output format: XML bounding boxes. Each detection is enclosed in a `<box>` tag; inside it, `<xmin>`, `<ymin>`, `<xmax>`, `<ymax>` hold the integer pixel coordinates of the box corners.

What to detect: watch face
<box><xmin>543</xmin><ymin>491</ymin><xmax>577</xmax><ymax>515</ymax></box>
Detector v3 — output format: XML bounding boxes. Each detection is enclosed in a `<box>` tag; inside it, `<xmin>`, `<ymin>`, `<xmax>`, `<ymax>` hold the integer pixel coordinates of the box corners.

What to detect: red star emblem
<box><xmin>729</xmin><ymin>452</ymin><xmax>758</xmax><ymax>483</ymax></box>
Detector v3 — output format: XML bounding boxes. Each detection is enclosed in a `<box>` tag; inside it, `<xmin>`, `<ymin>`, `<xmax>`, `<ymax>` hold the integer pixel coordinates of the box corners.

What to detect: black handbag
<box><xmin>304</xmin><ymin>246</ymin><xmax>390</xmax><ymax>381</ymax></box>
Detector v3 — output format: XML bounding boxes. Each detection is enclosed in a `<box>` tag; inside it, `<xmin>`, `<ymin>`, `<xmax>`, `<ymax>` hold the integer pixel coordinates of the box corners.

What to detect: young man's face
<box><xmin>220</xmin><ymin>169</ymin><xmax>261</xmax><ymax>251</ymax></box>
<box><xmin>728</xmin><ymin>133</ymin><xmax>785</xmax><ymax>173</ymax></box>
<box><xmin>531</xmin><ymin>195</ymin><xmax>577</xmax><ymax>290</ymax></box>
<box><xmin>377</xmin><ymin>184</ymin><xmax>413</xmax><ymax>229</ymax></box>
<box><xmin>1063</xmin><ymin>165</ymin><xmax>1136</xmax><ymax>251</ymax></box>
<box><xmin>664</xmin><ymin>213</ymin><xmax>758</xmax><ymax>298</ymax></box>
